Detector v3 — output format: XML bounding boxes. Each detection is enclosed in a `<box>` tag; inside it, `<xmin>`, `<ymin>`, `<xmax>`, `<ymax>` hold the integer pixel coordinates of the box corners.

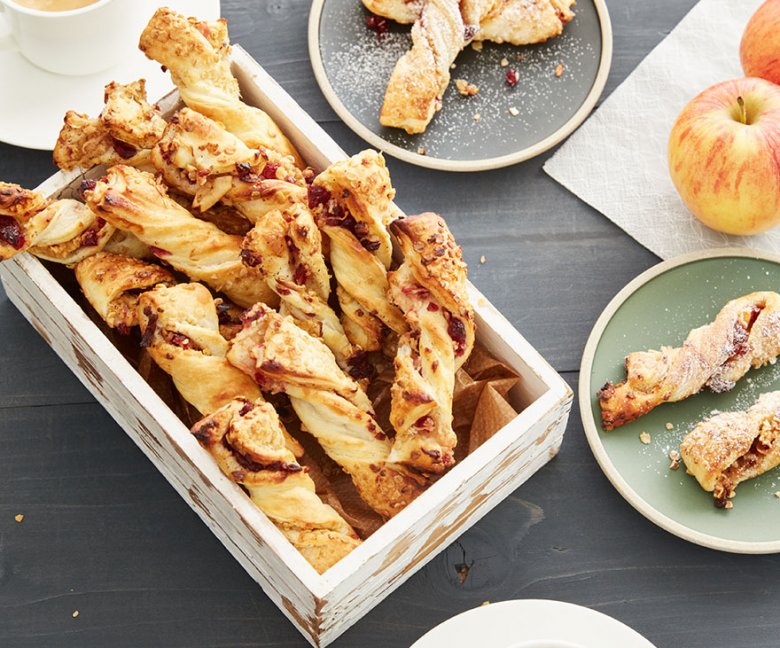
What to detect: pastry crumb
<box><xmin>665</xmin><ymin>422</ymin><xmax>674</xmax><ymax>430</ymax></box>
<box><xmin>455</xmin><ymin>79</ymin><xmax>479</xmax><ymax>96</ymax></box>
<box><xmin>724</xmin><ymin>501</ymin><xmax>734</xmax><ymax>510</ymax></box>
<box><xmin>14</xmin><ymin>513</ymin><xmax>24</xmax><ymax>523</ymax></box>
<box><xmin>72</xmin><ymin>610</ymin><xmax>79</xmax><ymax>618</ymax></box>
<box><xmin>668</xmin><ymin>449</ymin><xmax>681</xmax><ymax>471</ymax></box>
<box><xmin>417</xmin><ymin>147</ymin><xmax>426</xmax><ymax>156</ymax></box>
<box><xmin>774</xmin><ymin>492</ymin><xmax>780</xmax><ymax>499</ymax></box>
<box><xmin>508</xmin><ymin>106</ymin><xmax>519</xmax><ymax>116</ymax></box>
<box><xmin>555</xmin><ymin>63</ymin><xmax>565</xmax><ymax>77</ymax></box>
<box><xmin>500</xmin><ymin>57</ymin><xmax>509</xmax><ymax>67</ymax></box>
<box><xmin>481</xmin><ymin>600</ymin><xmax>490</xmax><ymax>606</ymax></box>
<box><xmin>471</xmin><ymin>40</ymin><xmax>483</xmax><ymax>52</ymax></box>
<box><xmin>639</xmin><ymin>432</ymin><xmax>651</xmax><ymax>445</ymax></box>
<box><xmin>473</xmin><ymin>113</ymin><xmax>481</xmax><ymax>122</ymax></box>
<box><xmin>516</xmin><ymin>53</ymin><xmax>524</xmax><ymax>62</ymax></box>
<box><xmin>480</xmin><ymin>255</ymin><xmax>486</xmax><ymax>264</ymax></box>
<box><xmin>450</xmin><ymin>63</ymin><xmax>456</xmax><ymax>69</ymax></box>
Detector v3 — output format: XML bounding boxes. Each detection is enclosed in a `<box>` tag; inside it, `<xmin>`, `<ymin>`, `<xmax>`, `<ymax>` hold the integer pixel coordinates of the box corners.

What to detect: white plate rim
<box><xmin>579</xmin><ymin>246</ymin><xmax>780</xmax><ymax>555</ymax></box>
<box><xmin>410</xmin><ymin>599</ymin><xmax>656</xmax><ymax>648</ymax></box>
<box><xmin>307</xmin><ymin>0</ymin><xmax>614</xmax><ymax>172</ymax></box>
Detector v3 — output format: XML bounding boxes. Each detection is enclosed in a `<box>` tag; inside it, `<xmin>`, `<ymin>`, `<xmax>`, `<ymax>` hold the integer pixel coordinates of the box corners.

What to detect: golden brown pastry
<box><xmin>227</xmin><ymin>303</ymin><xmax>424</xmax><ymax>518</ymax></box>
<box><xmin>363</xmin><ymin>0</ymin><xmax>575</xmax><ymax>44</ymax></box>
<box><xmin>380</xmin><ymin>0</ymin><xmax>465</xmax><ymax>135</ymax></box>
<box><xmin>681</xmin><ymin>391</ymin><xmax>780</xmax><ymax>508</ymax></box>
<box><xmin>478</xmin><ymin>0</ymin><xmax>575</xmax><ymax>45</ymax></box>
<box><xmin>309</xmin><ymin>150</ymin><xmax>406</xmax><ymax>352</ymax></box>
<box><xmin>139</xmin><ymin>8</ymin><xmax>303</xmax><ymax>166</ymax></box>
<box><xmin>0</xmin><ymin>183</ymin><xmax>52</xmax><ymax>260</ymax></box>
<box><xmin>53</xmin><ymin>80</ymin><xmax>166</xmax><ymax>172</ymax></box>
<box><xmin>378</xmin><ymin>0</ymin><xmax>575</xmax><ymax>132</ymax></box>
<box><xmin>387</xmin><ymin>213</ymin><xmax>475</xmax><ymax>473</ymax></box>
<box><xmin>74</xmin><ymin>252</ymin><xmax>175</xmax><ymax>333</ymax></box>
<box><xmin>599</xmin><ymin>292</ymin><xmax>780</xmax><ymax>430</ymax></box>
<box><xmin>152</xmin><ymin>107</ymin><xmax>304</xmax><ymax>221</ymax></box>
<box><xmin>0</xmin><ymin>184</ymin><xmax>128</xmax><ymax>265</ymax></box>
<box><xmin>241</xmin><ymin>204</ymin><xmax>361</xmax><ymax>374</ymax></box>
<box><xmin>192</xmin><ymin>397</ymin><xmax>360</xmax><ymax>573</ymax></box>
<box><xmin>83</xmin><ymin>165</ymin><xmax>278</xmax><ymax>309</ymax></box>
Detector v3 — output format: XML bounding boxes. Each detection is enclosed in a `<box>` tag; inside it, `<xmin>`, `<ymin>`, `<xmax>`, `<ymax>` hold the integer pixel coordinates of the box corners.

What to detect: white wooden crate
<box><xmin>0</xmin><ymin>47</ymin><xmax>573</xmax><ymax>647</ymax></box>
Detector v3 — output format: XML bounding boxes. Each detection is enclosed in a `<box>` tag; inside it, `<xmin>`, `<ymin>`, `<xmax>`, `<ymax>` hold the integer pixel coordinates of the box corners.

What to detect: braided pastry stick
<box><xmin>83</xmin><ymin>165</ymin><xmax>277</xmax><ymax>308</ymax></box>
<box><xmin>0</xmin><ymin>183</ymin><xmax>139</xmax><ymax>264</ymax></box>
<box><xmin>309</xmin><ymin>151</ymin><xmax>406</xmax><ymax>352</ymax></box>
<box><xmin>680</xmin><ymin>391</ymin><xmax>780</xmax><ymax>508</ymax></box>
<box><xmin>74</xmin><ymin>252</ymin><xmax>175</xmax><ymax>333</ymax></box>
<box><xmin>362</xmin><ymin>0</ymin><xmax>575</xmax><ymax>41</ymax></box>
<box><xmin>599</xmin><ymin>292</ymin><xmax>780</xmax><ymax>430</ymax></box>
<box><xmin>192</xmin><ymin>397</ymin><xmax>360</xmax><ymax>573</ymax></box>
<box><xmin>387</xmin><ymin>213</ymin><xmax>475</xmax><ymax>473</ymax></box>
<box><xmin>53</xmin><ymin>80</ymin><xmax>166</xmax><ymax>172</ymax></box>
<box><xmin>139</xmin><ymin>8</ymin><xmax>302</xmax><ymax>166</ymax></box>
<box><xmin>227</xmin><ymin>303</ymin><xmax>424</xmax><ymax>518</ymax></box>
<box><xmin>380</xmin><ymin>0</ymin><xmax>466</xmax><ymax>134</ymax></box>
<box><xmin>152</xmin><ymin>107</ymin><xmax>305</xmax><ymax>221</ymax></box>
<box><xmin>241</xmin><ymin>205</ymin><xmax>363</xmax><ymax>375</ymax></box>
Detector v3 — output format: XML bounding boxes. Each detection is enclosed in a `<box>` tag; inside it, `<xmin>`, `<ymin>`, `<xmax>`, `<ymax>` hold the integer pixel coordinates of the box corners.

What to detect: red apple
<box><xmin>741</xmin><ymin>0</ymin><xmax>780</xmax><ymax>86</ymax></box>
<box><xmin>668</xmin><ymin>77</ymin><xmax>780</xmax><ymax>235</ymax></box>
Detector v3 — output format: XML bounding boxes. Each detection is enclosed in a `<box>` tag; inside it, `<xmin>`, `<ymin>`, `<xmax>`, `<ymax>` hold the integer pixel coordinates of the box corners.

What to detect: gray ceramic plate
<box><xmin>580</xmin><ymin>248</ymin><xmax>780</xmax><ymax>554</ymax></box>
<box><xmin>308</xmin><ymin>0</ymin><xmax>612</xmax><ymax>171</ymax></box>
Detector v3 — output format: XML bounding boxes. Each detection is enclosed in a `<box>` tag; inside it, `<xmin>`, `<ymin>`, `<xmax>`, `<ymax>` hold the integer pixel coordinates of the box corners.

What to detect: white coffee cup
<box><xmin>0</xmin><ymin>0</ymin><xmax>137</xmax><ymax>76</ymax></box>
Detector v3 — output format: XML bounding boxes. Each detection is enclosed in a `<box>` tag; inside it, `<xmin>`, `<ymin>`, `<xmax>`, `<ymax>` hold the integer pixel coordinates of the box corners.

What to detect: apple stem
<box><xmin>737</xmin><ymin>96</ymin><xmax>747</xmax><ymax>125</ymax></box>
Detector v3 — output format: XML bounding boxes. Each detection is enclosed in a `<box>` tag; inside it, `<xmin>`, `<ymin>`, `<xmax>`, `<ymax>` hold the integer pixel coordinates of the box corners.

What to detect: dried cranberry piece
<box><xmin>293</xmin><ymin>265</ymin><xmax>309</xmax><ymax>286</ymax></box>
<box><xmin>239</xmin><ymin>402</ymin><xmax>254</xmax><ymax>416</ymax></box>
<box><xmin>112</xmin><ymin>138</ymin><xmax>137</xmax><ymax>160</ymax></box>
<box><xmin>139</xmin><ymin>309</ymin><xmax>158</xmax><ymax>348</ymax></box>
<box><xmin>169</xmin><ymin>333</ymin><xmax>191</xmax><ymax>349</ymax></box>
<box><xmin>81</xmin><ymin>226</ymin><xmax>101</xmax><ymax>248</ymax></box>
<box><xmin>116</xmin><ymin>323</ymin><xmax>131</xmax><ymax>336</ymax></box>
<box><xmin>0</xmin><ymin>216</ymin><xmax>25</xmax><ymax>250</ymax></box>
<box><xmin>79</xmin><ymin>178</ymin><xmax>97</xmax><ymax>198</ymax></box>
<box><xmin>348</xmin><ymin>350</ymin><xmax>376</xmax><ymax>381</ymax></box>
<box><xmin>149</xmin><ymin>245</ymin><xmax>171</xmax><ymax>257</ymax></box>
<box><xmin>261</xmin><ymin>161</ymin><xmax>280</xmax><ymax>180</ymax></box>
<box><xmin>365</xmin><ymin>14</ymin><xmax>388</xmax><ymax>37</ymax></box>
<box><xmin>448</xmin><ymin>316</ymin><xmax>467</xmax><ymax>356</ymax></box>
<box><xmin>240</xmin><ymin>248</ymin><xmax>262</xmax><ymax>267</ymax></box>
<box><xmin>505</xmin><ymin>69</ymin><xmax>519</xmax><ymax>87</ymax></box>
<box><xmin>307</xmin><ymin>184</ymin><xmax>331</xmax><ymax>209</ymax></box>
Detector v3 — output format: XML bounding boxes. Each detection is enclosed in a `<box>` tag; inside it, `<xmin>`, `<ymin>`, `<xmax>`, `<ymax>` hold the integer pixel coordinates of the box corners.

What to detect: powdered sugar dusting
<box><xmin>318</xmin><ymin>0</ymin><xmax>603</xmax><ymax>161</ymax></box>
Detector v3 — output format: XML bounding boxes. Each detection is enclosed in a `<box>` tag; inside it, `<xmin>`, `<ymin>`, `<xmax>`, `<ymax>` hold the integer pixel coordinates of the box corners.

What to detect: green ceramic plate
<box><xmin>308</xmin><ymin>0</ymin><xmax>612</xmax><ymax>171</ymax></box>
<box><xmin>580</xmin><ymin>248</ymin><xmax>780</xmax><ymax>554</ymax></box>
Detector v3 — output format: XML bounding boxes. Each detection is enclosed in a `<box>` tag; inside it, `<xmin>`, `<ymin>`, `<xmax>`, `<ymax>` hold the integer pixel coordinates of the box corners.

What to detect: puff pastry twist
<box><xmin>387</xmin><ymin>213</ymin><xmax>475</xmax><ymax>472</ymax></box>
<box><xmin>363</xmin><ymin>0</ymin><xmax>575</xmax><ymax>45</ymax></box>
<box><xmin>152</xmin><ymin>108</ymin><xmax>305</xmax><ymax>222</ymax></box>
<box><xmin>53</xmin><ymin>80</ymin><xmax>166</xmax><ymax>172</ymax></box>
<box><xmin>681</xmin><ymin>390</ymin><xmax>780</xmax><ymax>508</ymax></box>
<box><xmin>227</xmin><ymin>303</ymin><xmax>424</xmax><ymax>518</ymax></box>
<box><xmin>83</xmin><ymin>165</ymin><xmax>277</xmax><ymax>309</ymax></box>
<box><xmin>309</xmin><ymin>151</ymin><xmax>407</xmax><ymax>352</ymax></box>
<box><xmin>75</xmin><ymin>252</ymin><xmax>175</xmax><ymax>333</ymax></box>
<box><xmin>0</xmin><ymin>183</ymin><xmax>139</xmax><ymax>264</ymax></box>
<box><xmin>192</xmin><ymin>397</ymin><xmax>360</xmax><ymax>573</ymax></box>
<box><xmin>599</xmin><ymin>291</ymin><xmax>780</xmax><ymax>430</ymax></box>
<box><xmin>379</xmin><ymin>0</ymin><xmax>574</xmax><ymax>133</ymax></box>
<box><xmin>139</xmin><ymin>8</ymin><xmax>303</xmax><ymax>166</ymax></box>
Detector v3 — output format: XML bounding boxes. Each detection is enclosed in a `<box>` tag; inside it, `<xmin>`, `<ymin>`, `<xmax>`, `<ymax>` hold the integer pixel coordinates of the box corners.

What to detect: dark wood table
<box><xmin>2</xmin><ymin>1</ymin><xmax>776</xmax><ymax>646</ymax></box>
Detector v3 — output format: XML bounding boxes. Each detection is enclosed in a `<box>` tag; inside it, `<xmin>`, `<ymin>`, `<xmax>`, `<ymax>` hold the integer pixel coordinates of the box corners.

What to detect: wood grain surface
<box><xmin>2</xmin><ymin>1</ymin><xmax>777</xmax><ymax>647</ymax></box>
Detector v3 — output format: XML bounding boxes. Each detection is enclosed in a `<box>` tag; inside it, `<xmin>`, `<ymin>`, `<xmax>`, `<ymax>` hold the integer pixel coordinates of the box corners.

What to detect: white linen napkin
<box><xmin>543</xmin><ymin>0</ymin><xmax>773</xmax><ymax>260</ymax></box>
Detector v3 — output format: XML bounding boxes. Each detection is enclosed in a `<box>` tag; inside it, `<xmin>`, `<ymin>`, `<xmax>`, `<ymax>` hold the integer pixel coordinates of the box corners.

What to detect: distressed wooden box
<box><xmin>0</xmin><ymin>47</ymin><xmax>572</xmax><ymax>647</ymax></box>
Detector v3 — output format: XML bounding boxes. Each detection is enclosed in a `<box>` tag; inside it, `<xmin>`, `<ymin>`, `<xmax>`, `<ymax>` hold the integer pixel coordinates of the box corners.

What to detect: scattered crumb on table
<box><xmin>509</xmin><ymin>106</ymin><xmax>519</xmax><ymax>116</ymax></box>
<box><xmin>72</xmin><ymin>610</ymin><xmax>79</xmax><ymax>618</ymax></box>
<box><xmin>472</xmin><ymin>41</ymin><xmax>483</xmax><ymax>52</ymax></box>
<box><xmin>665</xmin><ymin>422</ymin><xmax>674</xmax><ymax>430</ymax></box>
<box><xmin>500</xmin><ymin>57</ymin><xmax>509</xmax><ymax>67</ymax></box>
<box><xmin>555</xmin><ymin>63</ymin><xmax>565</xmax><ymax>77</ymax></box>
<box><xmin>473</xmin><ymin>113</ymin><xmax>481</xmax><ymax>122</ymax></box>
<box><xmin>639</xmin><ymin>432</ymin><xmax>651</xmax><ymax>444</ymax></box>
<box><xmin>455</xmin><ymin>79</ymin><xmax>479</xmax><ymax>96</ymax></box>
<box><xmin>14</xmin><ymin>513</ymin><xmax>24</xmax><ymax>523</ymax></box>
<box><xmin>480</xmin><ymin>255</ymin><xmax>486</xmax><ymax>264</ymax></box>
<box><xmin>417</xmin><ymin>147</ymin><xmax>426</xmax><ymax>156</ymax></box>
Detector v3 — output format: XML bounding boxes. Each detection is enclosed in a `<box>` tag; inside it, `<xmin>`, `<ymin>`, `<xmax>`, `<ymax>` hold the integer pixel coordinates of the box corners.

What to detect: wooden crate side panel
<box><xmin>0</xmin><ymin>262</ymin><xmax>327</xmax><ymax>627</ymax></box>
<box><xmin>316</xmin><ymin>392</ymin><xmax>572</xmax><ymax>646</ymax></box>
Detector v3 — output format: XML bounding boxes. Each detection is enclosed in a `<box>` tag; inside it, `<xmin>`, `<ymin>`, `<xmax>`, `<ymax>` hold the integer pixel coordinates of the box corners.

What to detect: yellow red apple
<box><xmin>668</xmin><ymin>77</ymin><xmax>780</xmax><ymax>235</ymax></box>
<box><xmin>740</xmin><ymin>0</ymin><xmax>780</xmax><ymax>85</ymax></box>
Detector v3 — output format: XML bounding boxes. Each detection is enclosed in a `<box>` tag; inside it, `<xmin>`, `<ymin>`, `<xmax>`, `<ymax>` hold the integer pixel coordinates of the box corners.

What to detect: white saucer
<box><xmin>0</xmin><ymin>0</ymin><xmax>220</xmax><ymax>151</ymax></box>
<box><xmin>410</xmin><ymin>600</ymin><xmax>656</xmax><ymax>648</ymax></box>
